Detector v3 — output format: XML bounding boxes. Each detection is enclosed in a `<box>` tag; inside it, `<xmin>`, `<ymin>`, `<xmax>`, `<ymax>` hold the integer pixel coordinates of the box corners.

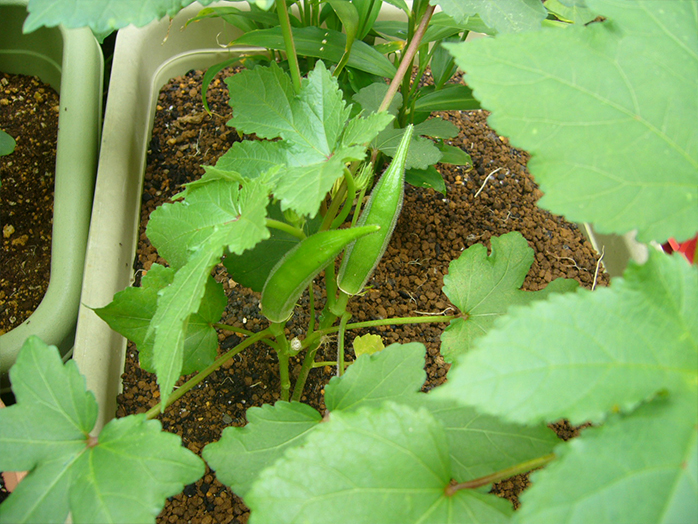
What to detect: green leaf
<box><xmin>406</xmin><ymin>166</ymin><xmax>447</xmax><ymax>195</ymax></box>
<box><xmin>438</xmin><ymin>249</ymin><xmax>698</xmax><ymax>425</ymax></box>
<box><xmin>24</xmin><ymin>0</ymin><xmax>219</xmax><ymax>33</ymax></box>
<box><xmin>324</xmin><ymin>342</ymin><xmax>427</xmax><ymax>412</ymax></box>
<box><xmin>414</xmin><ymin>84</ymin><xmax>481</xmax><ymax>112</ymax></box>
<box><xmin>446</xmin><ymin>0</ymin><xmax>698</xmax><ymax>243</ymax></box>
<box><xmin>233</xmin><ymin>26</ymin><xmax>397</xmax><ymax>78</ymax></box>
<box><xmin>353</xmin><ymin>82</ymin><xmax>403</xmax><ymax>116</ymax></box>
<box><xmin>94</xmin><ymin>264</ymin><xmax>226</xmax><ymax>374</ymax></box>
<box><xmin>437</xmin><ymin>143</ymin><xmax>473</xmax><ymax>166</ymax></box>
<box><xmin>341</xmin><ymin>111</ymin><xmax>395</xmax><ymax>148</ymax></box>
<box><xmin>436</xmin><ymin>0</ymin><xmax>547</xmax><ymax>33</ymax></box>
<box><xmin>147</xmin><ymin>181</ymin><xmax>269</xmax><ymax>401</ymax></box>
<box><xmin>414</xmin><ymin>117</ymin><xmax>460</xmax><ymax>139</ymax></box>
<box><xmin>147</xmin><ymin>178</ymin><xmax>270</xmax><ymax>269</ymax></box>
<box><xmin>245</xmin><ymin>402</ymin><xmax>513</xmax><ymax>524</ymax></box>
<box><xmin>0</xmin><ymin>338</ymin><xmax>203</xmax><ymax>524</ymax></box>
<box><xmin>203</xmin><ymin>401</ymin><xmax>321</xmax><ymax>499</ymax></box>
<box><xmin>225</xmin><ymin>62</ymin><xmax>373</xmax><ymax>217</ymax></box>
<box><xmin>515</xmin><ymin>391</ymin><xmax>698</xmax><ymax>524</ymax></box>
<box><xmin>425</xmin><ymin>398</ymin><xmax>559</xmax><ymax>481</ymax></box>
<box><xmin>69</xmin><ymin>415</ymin><xmax>205</xmax><ymax>524</ymax></box>
<box><xmin>375</xmin><ymin>128</ymin><xmax>443</xmax><ymax>170</ymax></box>
<box><xmin>0</xmin><ymin>129</ymin><xmax>15</xmax><ymax>156</ymax></box>
<box><xmin>441</xmin><ymin>232</ymin><xmax>579</xmax><ymax>362</ymax></box>
<box><xmin>352</xmin><ymin>333</ymin><xmax>385</xmax><ymax>357</ymax></box>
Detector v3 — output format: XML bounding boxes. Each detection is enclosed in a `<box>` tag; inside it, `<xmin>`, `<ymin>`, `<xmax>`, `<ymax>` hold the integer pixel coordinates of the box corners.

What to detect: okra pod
<box><xmin>337</xmin><ymin>125</ymin><xmax>413</xmax><ymax>295</ymax></box>
<box><xmin>261</xmin><ymin>225</ymin><xmax>380</xmax><ymax>323</ymax></box>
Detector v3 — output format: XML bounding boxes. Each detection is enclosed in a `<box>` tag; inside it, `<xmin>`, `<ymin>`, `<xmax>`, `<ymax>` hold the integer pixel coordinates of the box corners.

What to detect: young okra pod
<box><xmin>261</xmin><ymin>225</ymin><xmax>380</xmax><ymax>323</ymax></box>
<box><xmin>337</xmin><ymin>125</ymin><xmax>414</xmax><ymax>295</ymax></box>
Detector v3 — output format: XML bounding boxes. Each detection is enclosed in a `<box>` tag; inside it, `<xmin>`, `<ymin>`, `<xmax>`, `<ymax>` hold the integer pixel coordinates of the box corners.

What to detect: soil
<box><xmin>0</xmin><ymin>72</ymin><xmax>58</xmax><ymax>335</ymax></box>
<box><xmin>107</xmin><ymin>67</ymin><xmax>609</xmax><ymax>524</ymax></box>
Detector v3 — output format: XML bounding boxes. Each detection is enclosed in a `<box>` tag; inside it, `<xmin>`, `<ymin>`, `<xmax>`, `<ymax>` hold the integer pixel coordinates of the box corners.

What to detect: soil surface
<box><xmin>109</xmin><ymin>68</ymin><xmax>609</xmax><ymax>523</ymax></box>
<box><xmin>0</xmin><ymin>73</ymin><xmax>58</xmax><ymax>335</ymax></box>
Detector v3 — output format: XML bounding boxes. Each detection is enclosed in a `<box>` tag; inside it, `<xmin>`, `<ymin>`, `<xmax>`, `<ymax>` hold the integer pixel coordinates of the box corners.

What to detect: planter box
<box><xmin>74</xmin><ymin>3</ymin><xmax>260</xmax><ymax>431</ymax></box>
<box><xmin>74</xmin><ymin>2</ymin><xmax>639</xmax><ymax>431</ymax></box>
<box><xmin>0</xmin><ymin>0</ymin><xmax>103</xmax><ymax>381</ymax></box>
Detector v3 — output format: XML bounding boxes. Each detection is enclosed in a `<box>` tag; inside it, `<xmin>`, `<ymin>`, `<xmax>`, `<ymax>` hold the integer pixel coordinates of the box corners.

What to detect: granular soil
<box><xmin>115</xmin><ymin>68</ymin><xmax>608</xmax><ymax>523</ymax></box>
<box><xmin>0</xmin><ymin>73</ymin><xmax>58</xmax><ymax>335</ymax></box>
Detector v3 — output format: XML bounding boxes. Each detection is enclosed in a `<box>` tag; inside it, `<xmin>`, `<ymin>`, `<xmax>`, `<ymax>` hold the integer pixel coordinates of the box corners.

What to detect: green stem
<box><xmin>303</xmin><ymin>313</ymin><xmax>458</xmax><ymax>349</ymax></box>
<box><xmin>270</xmin><ymin>322</ymin><xmax>291</xmax><ymax>401</ymax></box>
<box><xmin>212</xmin><ymin>323</ymin><xmax>256</xmax><ymax>337</ymax></box>
<box><xmin>336</xmin><ymin>312</ymin><xmax>351</xmax><ymax>376</ymax></box>
<box><xmin>276</xmin><ymin>0</ymin><xmax>302</xmax><ymax>93</ymax></box>
<box><xmin>266</xmin><ymin>218</ymin><xmax>306</xmax><ymax>240</ymax></box>
<box><xmin>145</xmin><ymin>329</ymin><xmax>272</xmax><ymax>419</ymax></box>
<box><xmin>291</xmin><ymin>307</ymin><xmax>338</xmax><ymax>401</ymax></box>
<box><xmin>330</xmin><ymin>168</ymin><xmax>357</xmax><ymax>229</ymax></box>
<box><xmin>378</xmin><ymin>4</ymin><xmax>435</xmax><ymax>115</ymax></box>
<box><xmin>445</xmin><ymin>453</ymin><xmax>556</xmax><ymax>496</ymax></box>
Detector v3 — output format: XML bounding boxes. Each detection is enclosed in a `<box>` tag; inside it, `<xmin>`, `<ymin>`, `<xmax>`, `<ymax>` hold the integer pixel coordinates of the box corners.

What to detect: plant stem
<box><xmin>303</xmin><ymin>313</ymin><xmax>458</xmax><ymax>349</ymax></box>
<box><xmin>336</xmin><ymin>312</ymin><xmax>351</xmax><ymax>376</ymax></box>
<box><xmin>212</xmin><ymin>323</ymin><xmax>256</xmax><ymax>337</ymax></box>
<box><xmin>266</xmin><ymin>218</ymin><xmax>306</xmax><ymax>240</ymax></box>
<box><xmin>276</xmin><ymin>0</ymin><xmax>302</xmax><ymax>92</ymax></box>
<box><xmin>145</xmin><ymin>329</ymin><xmax>272</xmax><ymax>419</ymax></box>
<box><xmin>377</xmin><ymin>3</ymin><xmax>435</xmax><ymax>114</ymax></box>
<box><xmin>291</xmin><ymin>307</ymin><xmax>338</xmax><ymax>401</ymax></box>
<box><xmin>444</xmin><ymin>453</ymin><xmax>556</xmax><ymax>496</ymax></box>
<box><xmin>270</xmin><ymin>322</ymin><xmax>291</xmax><ymax>401</ymax></box>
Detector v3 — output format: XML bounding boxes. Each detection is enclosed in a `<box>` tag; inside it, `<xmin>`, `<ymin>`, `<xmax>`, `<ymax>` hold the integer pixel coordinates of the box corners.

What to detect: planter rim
<box><xmin>0</xmin><ymin>0</ymin><xmax>103</xmax><ymax>380</ymax></box>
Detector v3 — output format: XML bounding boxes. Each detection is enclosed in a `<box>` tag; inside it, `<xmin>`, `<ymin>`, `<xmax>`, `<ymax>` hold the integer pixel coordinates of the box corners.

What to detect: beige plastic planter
<box><xmin>74</xmin><ymin>3</ymin><xmax>264</xmax><ymax>431</ymax></box>
<box><xmin>0</xmin><ymin>0</ymin><xmax>103</xmax><ymax>381</ymax></box>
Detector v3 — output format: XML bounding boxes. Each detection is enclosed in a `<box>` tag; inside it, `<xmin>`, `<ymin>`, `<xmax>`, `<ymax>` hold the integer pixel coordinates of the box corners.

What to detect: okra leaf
<box><xmin>424</xmin><ymin>398</ymin><xmax>559</xmax><ymax>481</ymax></box>
<box><xmin>94</xmin><ymin>264</ymin><xmax>226</xmax><ymax>374</ymax></box>
<box><xmin>414</xmin><ymin>84</ymin><xmax>480</xmax><ymax>113</ymax></box>
<box><xmin>544</xmin><ymin>0</ymin><xmax>598</xmax><ymax>24</ymax></box>
<box><xmin>246</xmin><ymin>402</ymin><xmax>513</xmax><ymax>524</ymax></box>
<box><xmin>0</xmin><ymin>338</ymin><xmax>203</xmax><ymax>524</ymax></box>
<box><xmin>406</xmin><ymin>166</ymin><xmax>447</xmax><ymax>194</ymax></box>
<box><xmin>203</xmin><ymin>402</ymin><xmax>322</xmax><ymax>499</ymax></box>
<box><xmin>24</xmin><ymin>0</ymin><xmax>218</xmax><ymax>33</ymax></box>
<box><xmin>324</xmin><ymin>342</ymin><xmax>427</xmax><ymax>412</ymax></box>
<box><xmin>352</xmin><ymin>333</ymin><xmax>385</xmax><ymax>357</ymax></box>
<box><xmin>374</xmin><ymin>127</ymin><xmax>443</xmax><ymax>170</ymax></box>
<box><xmin>446</xmin><ymin>0</ymin><xmax>698</xmax><ymax>244</ymax></box>
<box><xmin>0</xmin><ymin>129</ymin><xmax>15</xmax><ymax>156</ymax></box>
<box><xmin>340</xmin><ymin>111</ymin><xmax>395</xmax><ymax>148</ymax></box>
<box><xmin>515</xmin><ymin>390</ymin><xmax>698</xmax><ymax>524</ymax></box>
<box><xmin>441</xmin><ymin>231</ymin><xmax>578</xmax><ymax>362</ymax></box>
<box><xmin>148</xmin><ymin>181</ymin><xmax>269</xmax><ymax>402</ymax></box>
<box><xmin>435</xmin><ymin>0</ymin><xmax>547</xmax><ymax>33</ymax></box>
<box><xmin>213</xmin><ymin>140</ymin><xmax>289</xmax><ymax>184</ymax></box>
<box><xmin>413</xmin><ymin>117</ymin><xmax>460</xmax><ymax>139</ymax></box>
<box><xmin>353</xmin><ymin>82</ymin><xmax>402</xmax><ymax>116</ymax></box>
<box><xmin>438</xmin><ymin>249</ymin><xmax>698</xmax><ymax>426</ymax></box>
<box><xmin>147</xmin><ymin>178</ymin><xmax>270</xmax><ymax>270</ymax></box>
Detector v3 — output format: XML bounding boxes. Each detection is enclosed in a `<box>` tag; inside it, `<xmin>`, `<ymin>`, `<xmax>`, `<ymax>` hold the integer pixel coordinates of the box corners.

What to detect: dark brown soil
<box><xmin>115</xmin><ymin>68</ymin><xmax>608</xmax><ymax>523</ymax></box>
<box><xmin>0</xmin><ymin>73</ymin><xmax>58</xmax><ymax>335</ymax></box>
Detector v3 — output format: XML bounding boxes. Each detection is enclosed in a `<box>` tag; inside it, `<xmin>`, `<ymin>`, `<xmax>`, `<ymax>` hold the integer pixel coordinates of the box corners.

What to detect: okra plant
<box><xmin>1</xmin><ymin>1</ymin><xmax>697</xmax><ymax>523</ymax></box>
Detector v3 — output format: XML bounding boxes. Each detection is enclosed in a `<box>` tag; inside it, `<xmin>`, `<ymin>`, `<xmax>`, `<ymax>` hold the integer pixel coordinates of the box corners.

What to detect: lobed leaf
<box><xmin>441</xmin><ymin>231</ymin><xmax>578</xmax><ymax>361</ymax></box>
<box><xmin>438</xmin><ymin>249</ymin><xmax>698</xmax><ymax>425</ymax></box>
<box><xmin>446</xmin><ymin>0</ymin><xmax>698</xmax><ymax>243</ymax></box>
<box><xmin>24</xmin><ymin>0</ymin><xmax>218</xmax><ymax>33</ymax></box>
<box><xmin>435</xmin><ymin>0</ymin><xmax>547</xmax><ymax>33</ymax></box>
<box><xmin>94</xmin><ymin>264</ymin><xmax>226</xmax><ymax>374</ymax></box>
<box><xmin>203</xmin><ymin>402</ymin><xmax>321</xmax><ymax>499</ymax></box>
<box><xmin>245</xmin><ymin>402</ymin><xmax>513</xmax><ymax>524</ymax></box>
<box><xmin>324</xmin><ymin>342</ymin><xmax>427</xmax><ymax>412</ymax></box>
<box><xmin>0</xmin><ymin>338</ymin><xmax>203</xmax><ymax>524</ymax></box>
<box><xmin>514</xmin><ymin>391</ymin><xmax>698</xmax><ymax>524</ymax></box>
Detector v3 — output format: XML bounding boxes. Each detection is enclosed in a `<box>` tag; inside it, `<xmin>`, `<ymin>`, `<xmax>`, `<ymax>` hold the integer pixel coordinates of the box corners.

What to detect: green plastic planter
<box><xmin>0</xmin><ymin>0</ymin><xmax>103</xmax><ymax>380</ymax></box>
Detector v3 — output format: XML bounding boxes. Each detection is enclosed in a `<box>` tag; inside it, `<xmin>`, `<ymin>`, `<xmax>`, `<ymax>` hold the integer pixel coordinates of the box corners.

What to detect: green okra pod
<box><xmin>261</xmin><ymin>225</ymin><xmax>380</xmax><ymax>323</ymax></box>
<box><xmin>337</xmin><ymin>124</ymin><xmax>414</xmax><ymax>295</ymax></box>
